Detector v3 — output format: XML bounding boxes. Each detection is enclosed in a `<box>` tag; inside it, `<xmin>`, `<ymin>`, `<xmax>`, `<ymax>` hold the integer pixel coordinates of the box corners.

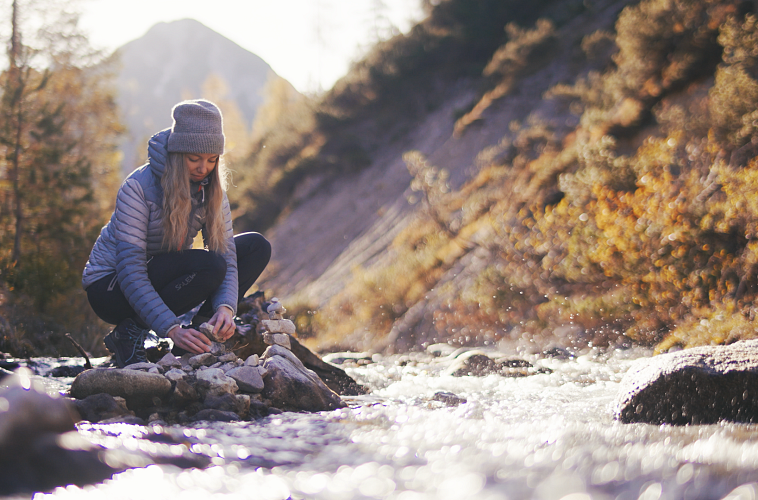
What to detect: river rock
<box><xmin>193</xmin><ymin>409</ymin><xmax>240</xmax><ymax>422</ymax></box>
<box><xmin>261</xmin><ymin>319</ymin><xmax>296</xmax><ymax>335</ymax></box>
<box><xmin>123</xmin><ymin>362</ymin><xmax>162</xmax><ymax>373</ymax></box>
<box><xmin>189</xmin><ymin>353</ymin><xmax>217</xmax><ymax>369</ymax></box>
<box><xmin>73</xmin><ymin>393</ymin><xmax>134</xmax><ymax>423</ymax></box>
<box><xmin>432</xmin><ymin>391</ymin><xmax>467</xmax><ymax>406</ymax></box>
<box><xmin>226</xmin><ymin>365</ymin><xmax>265</xmax><ymax>393</ymax></box>
<box><xmin>262</xmin><ymin>332</ymin><xmax>292</xmax><ymax>349</ymax></box>
<box><xmin>245</xmin><ymin>354</ymin><xmax>260</xmax><ymax>367</ymax></box>
<box><xmin>203</xmin><ymin>393</ymin><xmax>244</xmax><ymax>413</ymax></box>
<box><xmin>0</xmin><ymin>369</ymin><xmax>119</xmax><ymax>494</ymax></box>
<box><xmin>156</xmin><ymin>353</ymin><xmax>182</xmax><ymax>370</ymax></box>
<box><xmin>447</xmin><ymin>351</ymin><xmax>544</xmax><ymax>377</ymax></box>
<box><xmin>210</xmin><ymin>342</ymin><xmax>227</xmax><ymax>356</ymax></box>
<box><xmin>322</xmin><ymin>351</ymin><xmax>374</xmax><ymax>365</ymax></box>
<box><xmin>615</xmin><ymin>339</ymin><xmax>758</xmax><ymax>424</ymax></box>
<box><xmin>170</xmin><ymin>379</ymin><xmax>199</xmax><ymax>406</ymax></box>
<box><xmin>164</xmin><ymin>368</ymin><xmax>186</xmax><ymax>382</ymax></box>
<box><xmin>267</xmin><ymin>298</ymin><xmax>285</xmax><ymax>319</ymax></box>
<box><xmin>219</xmin><ymin>352</ymin><xmax>237</xmax><ymax>363</ymax></box>
<box><xmin>448</xmin><ymin>351</ymin><xmax>499</xmax><ymax>376</ymax></box>
<box><xmin>261</xmin><ymin>345</ymin><xmax>345</xmax><ymax>412</ymax></box>
<box><xmin>194</xmin><ymin>368</ymin><xmax>238</xmax><ymax>398</ymax></box>
<box><xmin>219</xmin><ymin>362</ymin><xmax>236</xmax><ymax>373</ymax></box>
<box><xmin>70</xmin><ymin>369</ymin><xmax>172</xmax><ymax>409</ymax></box>
<box><xmin>0</xmin><ymin>370</ymin><xmax>78</xmax><ymax>450</ymax></box>
<box><xmin>198</xmin><ymin>322</ymin><xmax>226</xmax><ymax>343</ymax></box>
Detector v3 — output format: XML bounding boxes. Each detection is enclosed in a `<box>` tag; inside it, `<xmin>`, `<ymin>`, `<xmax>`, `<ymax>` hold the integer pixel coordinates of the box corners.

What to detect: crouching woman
<box><xmin>82</xmin><ymin>99</ymin><xmax>271</xmax><ymax>367</ymax></box>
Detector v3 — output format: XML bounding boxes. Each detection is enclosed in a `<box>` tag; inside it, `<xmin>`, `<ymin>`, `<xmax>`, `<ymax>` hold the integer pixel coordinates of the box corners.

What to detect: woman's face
<box><xmin>185</xmin><ymin>153</ymin><xmax>219</xmax><ymax>182</ymax></box>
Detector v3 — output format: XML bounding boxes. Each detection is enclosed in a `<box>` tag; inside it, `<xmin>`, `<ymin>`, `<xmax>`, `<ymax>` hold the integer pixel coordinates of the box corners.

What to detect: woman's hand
<box><xmin>168</xmin><ymin>327</ymin><xmax>212</xmax><ymax>354</ymax></box>
<box><xmin>209</xmin><ymin>306</ymin><xmax>236</xmax><ymax>341</ymax></box>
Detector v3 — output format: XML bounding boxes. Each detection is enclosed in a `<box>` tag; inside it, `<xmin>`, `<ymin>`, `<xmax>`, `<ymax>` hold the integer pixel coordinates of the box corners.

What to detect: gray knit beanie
<box><xmin>167</xmin><ymin>99</ymin><xmax>225</xmax><ymax>155</ymax></box>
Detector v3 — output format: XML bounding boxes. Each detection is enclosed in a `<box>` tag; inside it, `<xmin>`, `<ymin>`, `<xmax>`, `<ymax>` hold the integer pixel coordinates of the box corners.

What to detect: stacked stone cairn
<box><xmin>68</xmin><ymin>296</ymin><xmax>346</xmax><ymax>425</ymax></box>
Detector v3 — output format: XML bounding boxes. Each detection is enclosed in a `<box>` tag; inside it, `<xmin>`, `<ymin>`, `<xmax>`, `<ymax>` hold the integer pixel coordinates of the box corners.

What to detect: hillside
<box><xmin>234</xmin><ymin>0</ymin><xmax>758</xmax><ymax>355</ymax></box>
<box><xmin>115</xmin><ymin>19</ymin><xmax>279</xmax><ymax>173</ymax></box>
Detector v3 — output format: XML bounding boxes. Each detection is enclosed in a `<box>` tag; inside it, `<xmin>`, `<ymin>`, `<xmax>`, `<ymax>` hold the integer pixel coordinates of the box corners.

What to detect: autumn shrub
<box><xmin>709</xmin><ymin>15</ymin><xmax>758</xmax><ymax>152</ymax></box>
<box><xmin>455</xmin><ymin>19</ymin><xmax>558</xmax><ymax>134</ymax></box>
<box><xmin>611</xmin><ymin>0</ymin><xmax>734</xmax><ymax>101</ymax></box>
<box><xmin>268</xmin><ymin>0</ymin><xmax>758</xmax><ymax>353</ymax></box>
<box><xmin>656</xmin><ymin>305</ymin><xmax>758</xmax><ymax>352</ymax></box>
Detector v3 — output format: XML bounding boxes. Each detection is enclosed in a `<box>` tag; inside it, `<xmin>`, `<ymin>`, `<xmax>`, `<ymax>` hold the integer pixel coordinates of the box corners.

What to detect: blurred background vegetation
<box><xmin>265</xmin><ymin>0</ymin><xmax>758</xmax><ymax>354</ymax></box>
<box><xmin>4</xmin><ymin>0</ymin><xmax>758</xmax><ymax>357</ymax></box>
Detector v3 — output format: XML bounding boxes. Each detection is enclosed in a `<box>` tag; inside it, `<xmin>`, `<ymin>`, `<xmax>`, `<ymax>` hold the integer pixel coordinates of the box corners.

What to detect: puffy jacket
<box><xmin>82</xmin><ymin>129</ymin><xmax>238</xmax><ymax>336</ymax></box>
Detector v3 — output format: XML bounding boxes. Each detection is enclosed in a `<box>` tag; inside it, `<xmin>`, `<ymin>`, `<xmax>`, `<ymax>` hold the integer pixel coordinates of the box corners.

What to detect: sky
<box><xmin>77</xmin><ymin>0</ymin><xmax>425</xmax><ymax>93</ymax></box>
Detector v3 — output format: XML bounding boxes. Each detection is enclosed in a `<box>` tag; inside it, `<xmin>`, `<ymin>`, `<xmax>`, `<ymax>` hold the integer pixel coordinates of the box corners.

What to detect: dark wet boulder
<box><xmin>203</xmin><ymin>393</ymin><xmax>248</xmax><ymax>415</ymax></box>
<box><xmin>448</xmin><ymin>352</ymin><xmax>499</xmax><ymax>376</ymax></box>
<box><xmin>0</xmin><ymin>369</ymin><xmax>120</xmax><ymax>495</ymax></box>
<box><xmin>261</xmin><ymin>345</ymin><xmax>345</xmax><ymax>412</ymax></box>
<box><xmin>73</xmin><ymin>393</ymin><xmax>134</xmax><ymax>423</ymax></box>
<box><xmin>447</xmin><ymin>351</ymin><xmax>544</xmax><ymax>377</ymax></box>
<box><xmin>169</xmin><ymin>379</ymin><xmax>200</xmax><ymax>407</ymax></box>
<box><xmin>48</xmin><ymin>365</ymin><xmax>87</xmax><ymax>378</ymax></box>
<box><xmin>193</xmin><ymin>408</ymin><xmax>240</xmax><ymax>422</ymax></box>
<box><xmin>69</xmin><ymin>368</ymin><xmax>172</xmax><ymax>409</ymax></box>
<box><xmin>615</xmin><ymin>340</ymin><xmax>758</xmax><ymax>425</ymax></box>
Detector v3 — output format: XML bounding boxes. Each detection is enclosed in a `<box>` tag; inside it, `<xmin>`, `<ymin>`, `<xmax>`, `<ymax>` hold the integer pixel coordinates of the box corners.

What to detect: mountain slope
<box><xmin>251</xmin><ymin>0</ymin><xmax>630</xmax><ymax>344</ymax></box>
<box><xmin>115</xmin><ymin>19</ymin><xmax>275</xmax><ymax>173</ymax></box>
<box><xmin>242</xmin><ymin>0</ymin><xmax>758</xmax><ymax>354</ymax></box>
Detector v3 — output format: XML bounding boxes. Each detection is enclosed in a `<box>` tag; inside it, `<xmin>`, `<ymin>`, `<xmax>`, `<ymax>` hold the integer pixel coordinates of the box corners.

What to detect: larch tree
<box><xmin>0</xmin><ymin>0</ymin><xmax>122</xmax><ymax>312</ymax></box>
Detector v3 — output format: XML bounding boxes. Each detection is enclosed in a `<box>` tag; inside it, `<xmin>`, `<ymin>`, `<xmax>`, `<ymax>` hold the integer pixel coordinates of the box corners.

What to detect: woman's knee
<box><xmin>235</xmin><ymin>232</ymin><xmax>272</xmax><ymax>264</ymax></box>
<box><xmin>199</xmin><ymin>251</ymin><xmax>227</xmax><ymax>288</ymax></box>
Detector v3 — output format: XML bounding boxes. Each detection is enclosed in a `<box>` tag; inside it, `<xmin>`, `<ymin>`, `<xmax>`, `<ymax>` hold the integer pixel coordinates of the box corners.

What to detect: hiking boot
<box><xmin>104</xmin><ymin>318</ymin><xmax>149</xmax><ymax>368</ymax></box>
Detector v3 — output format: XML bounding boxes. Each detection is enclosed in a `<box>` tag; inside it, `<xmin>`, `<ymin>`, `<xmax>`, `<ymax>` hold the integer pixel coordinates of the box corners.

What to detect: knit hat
<box><xmin>166</xmin><ymin>99</ymin><xmax>225</xmax><ymax>155</ymax></box>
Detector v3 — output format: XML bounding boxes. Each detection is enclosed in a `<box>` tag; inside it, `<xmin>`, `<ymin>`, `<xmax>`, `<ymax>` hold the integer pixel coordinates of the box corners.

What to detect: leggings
<box><xmin>86</xmin><ymin>232</ymin><xmax>271</xmax><ymax>328</ymax></box>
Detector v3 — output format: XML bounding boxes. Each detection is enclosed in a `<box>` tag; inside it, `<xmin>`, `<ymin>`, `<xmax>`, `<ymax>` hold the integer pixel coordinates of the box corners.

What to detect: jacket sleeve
<box><xmin>209</xmin><ymin>192</ymin><xmax>238</xmax><ymax>314</ymax></box>
<box><xmin>113</xmin><ymin>179</ymin><xmax>180</xmax><ymax>336</ymax></box>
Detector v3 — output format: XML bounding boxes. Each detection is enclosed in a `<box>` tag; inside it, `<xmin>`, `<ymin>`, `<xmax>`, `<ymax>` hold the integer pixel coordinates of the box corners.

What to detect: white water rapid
<box><xmin>31</xmin><ymin>348</ymin><xmax>758</xmax><ymax>500</ymax></box>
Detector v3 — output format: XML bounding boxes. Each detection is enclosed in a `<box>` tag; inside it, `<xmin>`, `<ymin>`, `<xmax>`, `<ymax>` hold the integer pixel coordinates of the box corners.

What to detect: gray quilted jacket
<box><xmin>82</xmin><ymin>129</ymin><xmax>238</xmax><ymax>336</ymax></box>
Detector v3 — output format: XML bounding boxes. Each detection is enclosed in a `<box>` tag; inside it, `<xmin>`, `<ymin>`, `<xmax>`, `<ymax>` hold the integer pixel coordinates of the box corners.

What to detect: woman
<box><xmin>82</xmin><ymin>99</ymin><xmax>271</xmax><ymax>367</ymax></box>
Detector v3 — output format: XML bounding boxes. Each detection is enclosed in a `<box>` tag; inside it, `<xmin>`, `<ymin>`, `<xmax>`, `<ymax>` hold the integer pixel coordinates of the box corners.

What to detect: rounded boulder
<box><xmin>69</xmin><ymin>368</ymin><xmax>171</xmax><ymax>409</ymax></box>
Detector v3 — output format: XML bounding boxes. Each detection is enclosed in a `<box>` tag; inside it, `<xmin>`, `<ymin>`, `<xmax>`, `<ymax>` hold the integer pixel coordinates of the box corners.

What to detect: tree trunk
<box><xmin>9</xmin><ymin>0</ymin><xmax>23</xmax><ymax>263</ymax></box>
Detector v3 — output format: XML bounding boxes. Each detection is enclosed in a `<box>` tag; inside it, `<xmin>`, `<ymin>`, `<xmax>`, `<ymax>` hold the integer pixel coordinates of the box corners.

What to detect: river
<box><xmin>28</xmin><ymin>347</ymin><xmax>758</xmax><ymax>500</ymax></box>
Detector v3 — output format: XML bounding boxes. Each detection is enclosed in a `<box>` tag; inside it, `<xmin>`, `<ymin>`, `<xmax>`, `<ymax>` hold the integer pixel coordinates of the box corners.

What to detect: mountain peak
<box><xmin>115</xmin><ymin>19</ymin><xmax>278</xmax><ymax>173</ymax></box>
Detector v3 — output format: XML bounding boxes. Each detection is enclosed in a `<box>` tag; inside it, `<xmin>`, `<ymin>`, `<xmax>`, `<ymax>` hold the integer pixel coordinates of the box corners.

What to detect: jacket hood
<box><xmin>147</xmin><ymin>128</ymin><xmax>171</xmax><ymax>178</ymax></box>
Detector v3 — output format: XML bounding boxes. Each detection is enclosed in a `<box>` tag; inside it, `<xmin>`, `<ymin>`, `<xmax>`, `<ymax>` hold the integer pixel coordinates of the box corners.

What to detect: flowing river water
<box><xmin>27</xmin><ymin>347</ymin><xmax>758</xmax><ymax>500</ymax></box>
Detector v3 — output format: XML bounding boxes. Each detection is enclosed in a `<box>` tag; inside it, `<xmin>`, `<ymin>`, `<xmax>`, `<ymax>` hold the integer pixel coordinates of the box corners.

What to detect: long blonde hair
<box><xmin>162</xmin><ymin>153</ymin><xmax>229</xmax><ymax>253</ymax></box>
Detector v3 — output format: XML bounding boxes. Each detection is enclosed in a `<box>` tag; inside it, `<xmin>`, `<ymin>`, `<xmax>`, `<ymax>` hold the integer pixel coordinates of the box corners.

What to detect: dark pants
<box><xmin>87</xmin><ymin>232</ymin><xmax>271</xmax><ymax>327</ymax></box>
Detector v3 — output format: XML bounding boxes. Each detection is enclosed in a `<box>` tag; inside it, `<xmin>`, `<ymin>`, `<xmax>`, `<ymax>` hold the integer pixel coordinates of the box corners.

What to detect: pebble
<box><xmin>219</xmin><ymin>353</ymin><xmax>238</xmax><ymax>363</ymax></box>
<box><xmin>432</xmin><ymin>391</ymin><xmax>467</xmax><ymax>406</ymax></box>
<box><xmin>189</xmin><ymin>353</ymin><xmax>217</xmax><ymax>369</ymax></box>
<box><xmin>164</xmin><ymin>369</ymin><xmax>185</xmax><ymax>382</ymax></box>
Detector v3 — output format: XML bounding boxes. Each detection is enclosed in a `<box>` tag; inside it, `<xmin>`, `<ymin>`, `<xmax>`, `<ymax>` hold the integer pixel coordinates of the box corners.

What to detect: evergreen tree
<box><xmin>0</xmin><ymin>0</ymin><xmax>121</xmax><ymax>316</ymax></box>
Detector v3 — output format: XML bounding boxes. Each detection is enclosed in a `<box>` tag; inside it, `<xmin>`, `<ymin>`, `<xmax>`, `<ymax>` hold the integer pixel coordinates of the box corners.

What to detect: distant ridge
<box><xmin>115</xmin><ymin>19</ymin><xmax>277</xmax><ymax>174</ymax></box>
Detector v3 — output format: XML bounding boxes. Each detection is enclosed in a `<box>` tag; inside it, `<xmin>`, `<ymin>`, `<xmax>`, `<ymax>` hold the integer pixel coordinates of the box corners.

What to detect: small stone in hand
<box><xmin>199</xmin><ymin>322</ymin><xmax>224</xmax><ymax>342</ymax></box>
